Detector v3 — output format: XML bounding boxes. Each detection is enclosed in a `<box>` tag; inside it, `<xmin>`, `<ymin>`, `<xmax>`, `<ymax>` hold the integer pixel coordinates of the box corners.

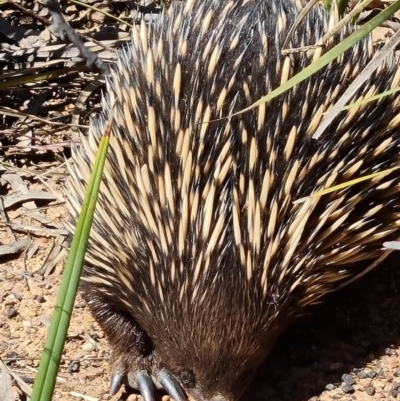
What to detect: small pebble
<box><xmin>342</xmin><ymin>384</ymin><xmax>355</xmax><ymax>394</ymax></box>
<box><xmin>13</xmin><ymin>292</ymin><xmax>23</xmax><ymax>301</ymax></box>
<box><xmin>325</xmin><ymin>383</ymin><xmax>335</xmax><ymax>391</ymax></box>
<box><xmin>67</xmin><ymin>361</ymin><xmax>80</xmax><ymax>373</ymax></box>
<box><xmin>367</xmin><ymin>370</ymin><xmax>377</xmax><ymax>379</ymax></box>
<box><xmin>366</xmin><ymin>386</ymin><xmax>375</xmax><ymax>396</ymax></box>
<box><xmin>359</xmin><ymin>378</ymin><xmax>372</xmax><ymax>388</ymax></box>
<box><xmin>385</xmin><ymin>347</ymin><xmax>397</xmax><ymax>356</ymax></box>
<box><xmin>393</xmin><ymin>382</ymin><xmax>400</xmax><ymax>391</ymax></box>
<box><xmin>36</xmin><ymin>295</ymin><xmax>46</xmax><ymax>303</ymax></box>
<box><xmin>341</xmin><ymin>374</ymin><xmax>355</xmax><ymax>386</ymax></box>
<box><xmin>38</xmin><ymin>314</ymin><xmax>51</xmax><ymax>327</ymax></box>
<box><xmin>5</xmin><ymin>351</ymin><xmax>18</xmax><ymax>361</ymax></box>
<box><xmin>356</xmin><ymin>370</ymin><xmax>369</xmax><ymax>379</ymax></box>
<box><xmin>6</xmin><ymin>306</ymin><xmax>18</xmax><ymax>319</ymax></box>
<box><xmin>394</xmin><ymin>368</ymin><xmax>400</xmax><ymax>377</ymax></box>
<box><xmin>82</xmin><ymin>342</ymin><xmax>94</xmax><ymax>352</ymax></box>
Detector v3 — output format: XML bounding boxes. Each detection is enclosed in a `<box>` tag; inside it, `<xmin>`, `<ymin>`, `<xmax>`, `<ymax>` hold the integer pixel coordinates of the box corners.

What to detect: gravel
<box><xmin>243</xmin><ymin>254</ymin><xmax>400</xmax><ymax>401</ymax></box>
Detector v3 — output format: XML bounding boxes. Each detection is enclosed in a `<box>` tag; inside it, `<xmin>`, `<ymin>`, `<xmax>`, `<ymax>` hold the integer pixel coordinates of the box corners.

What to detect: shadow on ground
<box><xmin>246</xmin><ymin>254</ymin><xmax>400</xmax><ymax>401</ymax></box>
<box><xmin>117</xmin><ymin>255</ymin><xmax>400</xmax><ymax>401</ymax></box>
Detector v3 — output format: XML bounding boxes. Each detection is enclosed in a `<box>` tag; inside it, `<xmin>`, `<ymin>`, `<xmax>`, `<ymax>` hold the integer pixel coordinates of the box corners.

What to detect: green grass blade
<box><xmin>230</xmin><ymin>0</ymin><xmax>400</xmax><ymax>118</ymax></box>
<box><xmin>0</xmin><ymin>68</ymin><xmax>85</xmax><ymax>89</ymax></box>
<box><xmin>342</xmin><ymin>85</ymin><xmax>400</xmax><ymax>110</ymax></box>
<box><xmin>31</xmin><ymin>122</ymin><xmax>111</xmax><ymax>401</ymax></box>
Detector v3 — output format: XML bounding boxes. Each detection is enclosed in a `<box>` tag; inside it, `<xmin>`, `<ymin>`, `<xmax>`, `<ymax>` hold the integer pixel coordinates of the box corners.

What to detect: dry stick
<box><xmin>8</xmin><ymin>0</ymin><xmax>113</xmax><ymax>52</ymax></box>
<box><xmin>43</xmin><ymin>0</ymin><xmax>111</xmax><ymax>75</ymax></box>
<box><xmin>8</xmin><ymin>0</ymin><xmax>49</xmax><ymax>25</ymax></box>
<box><xmin>283</xmin><ymin>0</ymin><xmax>378</xmax><ymax>54</ymax></box>
<box><xmin>319</xmin><ymin>0</ymin><xmax>378</xmax><ymax>45</ymax></box>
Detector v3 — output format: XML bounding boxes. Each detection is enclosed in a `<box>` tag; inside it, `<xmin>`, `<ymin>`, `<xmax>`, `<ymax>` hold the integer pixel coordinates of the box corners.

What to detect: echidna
<box><xmin>66</xmin><ymin>0</ymin><xmax>400</xmax><ymax>400</ymax></box>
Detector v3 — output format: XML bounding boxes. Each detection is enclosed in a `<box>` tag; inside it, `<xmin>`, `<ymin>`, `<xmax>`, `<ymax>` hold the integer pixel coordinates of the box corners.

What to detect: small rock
<box><xmin>37</xmin><ymin>315</ymin><xmax>51</xmax><ymax>328</ymax></box>
<box><xmin>367</xmin><ymin>370</ymin><xmax>377</xmax><ymax>379</ymax></box>
<box><xmin>67</xmin><ymin>361</ymin><xmax>80</xmax><ymax>373</ymax></box>
<box><xmin>359</xmin><ymin>378</ymin><xmax>372</xmax><ymax>388</ymax></box>
<box><xmin>356</xmin><ymin>370</ymin><xmax>369</xmax><ymax>379</ymax></box>
<box><xmin>341</xmin><ymin>374</ymin><xmax>355</xmax><ymax>386</ymax></box>
<box><xmin>366</xmin><ymin>386</ymin><xmax>375</xmax><ymax>396</ymax></box>
<box><xmin>394</xmin><ymin>368</ymin><xmax>400</xmax><ymax>377</ymax></box>
<box><xmin>12</xmin><ymin>292</ymin><xmax>22</xmax><ymax>301</ymax></box>
<box><xmin>5</xmin><ymin>297</ymin><xmax>17</xmax><ymax>306</ymax></box>
<box><xmin>36</xmin><ymin>295</ymin><xmax>46</xmax><ymax>303</ymax></box>
<box><xmin>390</xmin><ymin>389</ymin><xmax>399</xmax><ymax>398</ymax></box>
<box><xmin>342</xmin><ymin>384</ymin><xmax>355</xmax><ymax>394</ymax></box>
<box><xmin>5</xmin><ymin>352</ymin><xmax>18</xmax><ymax>361</ymax></box>
<box><xmin>385</xmin><ymin>347</ymin><xmax>397</xmax><ymax>356</ymax></box>
<box><xmin>6</xmin><ymin>306</ymin><xmax>18</xmax><ymax>319</ymax></box>
<box><xmin>82</xmin><ymin>341</ymin><xmax>94</xmax><ymax>352</ymax></box>
<box><xmin>325</xmin><ymin>383</ymin><xmax>335</xmax><ymax>391</ymax></box>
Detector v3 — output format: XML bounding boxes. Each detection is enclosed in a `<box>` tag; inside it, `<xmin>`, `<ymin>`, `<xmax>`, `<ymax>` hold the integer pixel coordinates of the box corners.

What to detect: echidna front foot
<box><xmin>80</xmin><ymin>291</ymin><xmax>177</xmax><ymax>398</ymax></box>
<box><xmin>156</xmin><ymin>368</ymin><xmax>187</xmax><ymax>401</ymax></box>
<box><xmin>108</xmin><ymin>350</ymin><xmax>155</xmax><ymax>397</ymax></box>
<box><xmin>109</xmin><ymin>352</ymin><xmax>155</xmax><ymax>398</ymax></box>
<box><xmin>109</xmin><ymin>371</ymin><xmax>124</xmax><ymax>395</ymax></box>
<box><xmin>126</xmin><ymin>366</ymin><xmax>187</xmax><ymax>401</ymax></box>
<box><xmin>111</xmin><ymin>352</ymin><xmax>187</xmax><ymax>401</ymax></box>
<box><xmin>130</xmin><ymin>370</ymin><xmax>155</xmax><ymax>401</ymax></box>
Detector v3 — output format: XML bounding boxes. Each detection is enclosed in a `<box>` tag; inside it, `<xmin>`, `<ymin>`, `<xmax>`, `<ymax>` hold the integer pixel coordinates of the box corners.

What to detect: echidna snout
<box><xmin>65</xmin><ymin>0</ymin><xmax>400</xmax><ymax>400</ymax></box>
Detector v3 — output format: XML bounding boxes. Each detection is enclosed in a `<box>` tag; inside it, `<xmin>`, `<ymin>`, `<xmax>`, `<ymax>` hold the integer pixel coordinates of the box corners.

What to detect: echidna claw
<box><xmin>136</xmin><ymin>370</ymin><xmax>156</xmax><ymax>401</ymax></box>
<box><xmin>158</xmin><ymin>368</ymin><xmax>187</xmax><ymax>401</ymax></box>
<box><xmin>109</xmin><ymin>372</ymin><xmax>125</xmax><ymax>396</ymax></box>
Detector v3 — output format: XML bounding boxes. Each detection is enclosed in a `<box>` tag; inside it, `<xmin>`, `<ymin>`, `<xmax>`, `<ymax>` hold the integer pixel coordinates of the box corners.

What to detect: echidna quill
<box><xmin>65</xmin><ymin>0</ymin><xmax>400</xmax><ymax>400</ymax></box>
